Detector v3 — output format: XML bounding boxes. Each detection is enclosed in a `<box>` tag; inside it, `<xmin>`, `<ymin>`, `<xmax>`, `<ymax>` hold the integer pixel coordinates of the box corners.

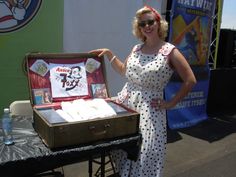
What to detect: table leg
<box><xmin>101</xmin><ymin>151</ymin><xmax>105</xmax><ymax>177</ymax></box>
<box><xmin>88</xmin><ymin>156</ymin><xmax>93</xmax><ymax>177</ymax></box>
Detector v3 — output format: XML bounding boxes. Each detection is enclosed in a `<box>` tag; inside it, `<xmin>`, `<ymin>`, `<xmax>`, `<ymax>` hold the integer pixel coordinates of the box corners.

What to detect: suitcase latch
<box><xmin>88</xmin><ymin>123</ymin><xmax>111</xmax><ymax>136</ymax></box>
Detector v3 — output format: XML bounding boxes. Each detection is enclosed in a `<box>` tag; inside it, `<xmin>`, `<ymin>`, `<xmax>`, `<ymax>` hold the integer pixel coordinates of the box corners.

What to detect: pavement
<box><xmin>51</xmin><ymin>110</ymin><xmax>236</xmax><ymax>177</ymax></box>
<box><xmin>164</xmin><ymin>110</ymin><xmax>236</xmax><ymax>177</ymax></box>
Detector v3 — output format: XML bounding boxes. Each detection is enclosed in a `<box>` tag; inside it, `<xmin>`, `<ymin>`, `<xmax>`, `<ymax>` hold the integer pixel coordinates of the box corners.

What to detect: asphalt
<box><xmin>164</xmin><ymin>110</ymin><xmax>236</xmax><ymax>177</ymax></box>
<box><xmin>51</xmin><ymin>110</ymin><xmax>236</xmax><ymax>177</ymax></box>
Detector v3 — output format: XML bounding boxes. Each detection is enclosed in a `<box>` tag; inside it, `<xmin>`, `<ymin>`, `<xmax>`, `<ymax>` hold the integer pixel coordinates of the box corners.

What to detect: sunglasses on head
<box><xmin>138</xmin><ymin>19</ymin><xmax>156</xmax><ymax>28</ymax></box>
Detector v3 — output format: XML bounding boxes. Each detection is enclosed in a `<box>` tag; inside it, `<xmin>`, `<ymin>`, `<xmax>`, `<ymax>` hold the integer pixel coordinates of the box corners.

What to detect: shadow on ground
<box><xmin>167</xmin><ymin>111</ymin><xmax>236</xmax><ymax>143</ymax></box>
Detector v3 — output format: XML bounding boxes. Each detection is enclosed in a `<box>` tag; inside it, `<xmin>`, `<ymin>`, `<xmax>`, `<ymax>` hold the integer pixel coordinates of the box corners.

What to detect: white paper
<box><xmin>49</xmin><ymin>63</ymin><xmax>88</xmax><ymax>98</ymax></box>
<box><xmin>58</xmin><ymin>99</ymin><xmax>117</xmax><ymax>122</ymax></box>
<box><xmin>56</xmin><ymin>109</ymin><xmax>75</xmax><ymax>122</ymax></box>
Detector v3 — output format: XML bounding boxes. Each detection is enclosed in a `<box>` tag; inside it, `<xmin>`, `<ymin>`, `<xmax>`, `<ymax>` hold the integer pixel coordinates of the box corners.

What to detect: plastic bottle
<box><xmin>2</xmin><ymin>108</ymin><xmax>14</xmax><ymax>145</ymax></box>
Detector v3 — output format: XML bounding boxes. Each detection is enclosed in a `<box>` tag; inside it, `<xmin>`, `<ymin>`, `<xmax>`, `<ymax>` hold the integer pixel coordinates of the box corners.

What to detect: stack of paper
<box><xmin>56</xmin><ymin>99</ymin><xmax>117</xmax><ymax>122</ymax></box>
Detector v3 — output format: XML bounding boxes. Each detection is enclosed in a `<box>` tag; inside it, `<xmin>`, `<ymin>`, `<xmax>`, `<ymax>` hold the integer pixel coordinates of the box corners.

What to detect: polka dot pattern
<box><xmin>112</xmin><ymin>43</ymin><xmax>175</xmax><ymax>177</ymax></box>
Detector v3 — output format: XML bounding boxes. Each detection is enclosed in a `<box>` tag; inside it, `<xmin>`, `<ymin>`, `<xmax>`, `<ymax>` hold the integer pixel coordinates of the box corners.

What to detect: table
<box><xmin>0</xmin><ymin>116</ymin><xmax>141</xmax><ymax>177</ymax></box>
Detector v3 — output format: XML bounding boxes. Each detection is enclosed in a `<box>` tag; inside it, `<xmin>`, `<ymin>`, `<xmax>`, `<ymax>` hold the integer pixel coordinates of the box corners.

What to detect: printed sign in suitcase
<box><xmin>26</xmin><ymin>53</ymin><xmax>140</xmax><ymax>149</ymax></box>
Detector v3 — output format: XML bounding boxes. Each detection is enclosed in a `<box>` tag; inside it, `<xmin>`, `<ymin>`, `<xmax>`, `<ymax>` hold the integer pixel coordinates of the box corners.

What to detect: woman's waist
<box><xmin>127</xmin><ymin>82</ymin><xmax>163</xmax><ymax>92</ymax></box>
<box><xmin>117</xmin><ymin>82</ymin><xmax>163</xmax><ymax>104</ymax></box>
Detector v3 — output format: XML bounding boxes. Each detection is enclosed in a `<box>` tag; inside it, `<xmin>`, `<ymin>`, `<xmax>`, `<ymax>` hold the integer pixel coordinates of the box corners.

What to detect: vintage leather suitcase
<box><xmin>26</xmin><ymin>53</ymin><xmax>140</xmax><ymax>149</ymax></box>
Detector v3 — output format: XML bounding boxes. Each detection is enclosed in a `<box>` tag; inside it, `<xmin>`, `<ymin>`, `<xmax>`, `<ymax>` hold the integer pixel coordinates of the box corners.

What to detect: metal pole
<box><xmin>214</xmin><ymin>0</ymin><xmax>224</xmax><ymax>69</ymax></box>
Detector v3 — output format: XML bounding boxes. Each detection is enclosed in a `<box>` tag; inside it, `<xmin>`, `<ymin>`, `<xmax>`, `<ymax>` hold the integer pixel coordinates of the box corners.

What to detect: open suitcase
<box><xmin>25</xmin><ymin>53</ymin><xmax>140</xmax><ymax>149</ymax></box>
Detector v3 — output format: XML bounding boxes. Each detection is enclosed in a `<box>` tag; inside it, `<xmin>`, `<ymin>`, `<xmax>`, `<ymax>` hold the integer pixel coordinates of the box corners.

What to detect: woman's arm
<box><xmin>153</xmin><ymin>48</ymin><xmax>197</xmax><ymax>110</ymax></box>
<box><xmin>167</xmin><ymin>48</ymin><xmax>197</xmax><ymax>108</ymax></box>
<box><xmin>89</xmin><ymin>48</ymin><xmax>127</xmax><ymax>76</ymax></box>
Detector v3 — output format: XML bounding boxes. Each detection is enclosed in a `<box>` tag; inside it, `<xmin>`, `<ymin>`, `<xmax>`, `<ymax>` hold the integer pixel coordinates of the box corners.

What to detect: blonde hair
<box><xmin>132</xmin><ymin>6</ymin><xmax>168</xmax><ymax>42</ymax></box>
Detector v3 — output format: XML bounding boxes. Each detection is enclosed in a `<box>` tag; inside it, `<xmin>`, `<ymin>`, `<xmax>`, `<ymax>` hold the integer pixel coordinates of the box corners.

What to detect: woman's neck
<box><xmin>142</xmin><ymin>37</ymin><xmax>165</xmax><ymax>54</ymax></box>
<box><xmin>144</xmin><ymin>38</ymin><xmax>164</xmax><ymax>48</ymax></box>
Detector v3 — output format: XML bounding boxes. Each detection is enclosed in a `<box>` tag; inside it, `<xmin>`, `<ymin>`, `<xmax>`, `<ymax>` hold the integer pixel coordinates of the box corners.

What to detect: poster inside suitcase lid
<box><xmin>26</xmin><ymin>53</ymin><xmax>110</xmax><ymax>107</ymax></box>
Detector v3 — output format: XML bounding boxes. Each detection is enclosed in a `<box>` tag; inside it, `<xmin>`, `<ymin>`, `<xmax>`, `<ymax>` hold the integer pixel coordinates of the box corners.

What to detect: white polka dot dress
<box><xmin>112</xmin><ymin>42</ymin><xmax>175</xmax><ymax>177</ymax></box>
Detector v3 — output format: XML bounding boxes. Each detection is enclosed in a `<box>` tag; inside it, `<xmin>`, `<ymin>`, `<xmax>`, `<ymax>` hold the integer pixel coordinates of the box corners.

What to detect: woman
<box><xmin>90</xmin><ymin>6</ymin><xmax>196</xmax><ymax>177</ymax></box>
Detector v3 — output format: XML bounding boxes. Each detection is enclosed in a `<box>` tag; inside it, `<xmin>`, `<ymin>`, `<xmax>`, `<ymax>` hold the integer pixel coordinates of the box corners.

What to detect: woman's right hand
<box><xmin>89</xmin><ymin>48</ymin><xmax>113</xmax><ymax>60</ymax></box>
<box><xmin>90</xmin><ymin>48</ymin><xmax>126</xmax><ymax>76</ymax></box>
<box><xmin>151</xmin><ymin>98</ymin><xmax>176</xmax><ymax>110</ymax></box>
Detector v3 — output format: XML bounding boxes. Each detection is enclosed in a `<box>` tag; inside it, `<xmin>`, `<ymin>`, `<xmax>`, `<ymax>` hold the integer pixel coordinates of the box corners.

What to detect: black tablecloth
<box><xmin>0</xmin><ymin>116</ymin><xmax>141</xmax><ymax>177</ymax></box>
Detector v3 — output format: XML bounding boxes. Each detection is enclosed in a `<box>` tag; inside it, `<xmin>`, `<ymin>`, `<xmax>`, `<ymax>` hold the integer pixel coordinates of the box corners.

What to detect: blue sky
<box><xmin>221</xmin><ymin>0</ymin><xmax>236</xmax><ymax>29</ymax></box>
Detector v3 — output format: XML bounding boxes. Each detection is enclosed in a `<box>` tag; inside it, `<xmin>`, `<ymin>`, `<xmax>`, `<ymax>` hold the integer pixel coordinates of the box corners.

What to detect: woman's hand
<box><xmin>151</xmin><ymin>98</ymin><xmax>175</xmax><ymax>110</ymax></box>
<box><xmin>89</xmin><ymin>48</ymin><xmax>113</xmax><ymax>60</ymax></box>
<box><xmin>89</xmin><ymin>48</ymin><xmax>126</xmax><ymax>76</ymax></box>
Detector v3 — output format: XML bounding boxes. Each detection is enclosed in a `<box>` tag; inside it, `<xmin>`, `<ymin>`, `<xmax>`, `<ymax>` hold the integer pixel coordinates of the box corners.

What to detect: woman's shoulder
<box><xmin>131</xmin><ymin>43</ymin><xmax>143</xmax><ymax>53</ymax></box>
<box><xmin>159</xmin><ymin>42</ymin><xmax>176</xmax><ymax>56</ymax></box>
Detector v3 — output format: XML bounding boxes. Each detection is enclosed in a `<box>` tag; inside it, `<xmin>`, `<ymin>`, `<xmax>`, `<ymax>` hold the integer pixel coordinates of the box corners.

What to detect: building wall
<box><xmin>63</xmin><ymin>0</ymin><xmax>166</xmax><ymax>96</ymax></box>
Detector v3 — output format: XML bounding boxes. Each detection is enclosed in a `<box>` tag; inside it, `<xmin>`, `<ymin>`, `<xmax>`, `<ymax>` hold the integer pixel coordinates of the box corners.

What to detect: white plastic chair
<box><xmin>9</xmin><ymin>100</ymin><xmax>33</xmax><ymax>117</ymax></box>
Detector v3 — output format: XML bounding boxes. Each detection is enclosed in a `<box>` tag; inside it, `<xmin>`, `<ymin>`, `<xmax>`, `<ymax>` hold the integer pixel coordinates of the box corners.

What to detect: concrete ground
<box><xmin>50</xmin><ymin>111</ymin><xmax>236</xmax><ymax>177</ymax></box>
<box><xmin>164</xmin><ymin>111</ymin><xmax>236</xmax><ymax>177</ymax></box>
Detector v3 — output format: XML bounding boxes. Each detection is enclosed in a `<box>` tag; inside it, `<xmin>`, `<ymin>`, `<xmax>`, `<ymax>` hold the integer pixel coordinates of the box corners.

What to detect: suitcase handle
<box><xmin>88</xmin><ymin>124</ymin><xmax>111</xmax><ymax>136</ymax></box>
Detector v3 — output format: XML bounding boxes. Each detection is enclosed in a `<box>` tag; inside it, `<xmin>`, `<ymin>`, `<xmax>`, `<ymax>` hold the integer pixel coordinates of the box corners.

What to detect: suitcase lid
<box><xmin>25</xmin><ymin>53</ymin><xmax>109</xmax><ymax>108</ymax></box>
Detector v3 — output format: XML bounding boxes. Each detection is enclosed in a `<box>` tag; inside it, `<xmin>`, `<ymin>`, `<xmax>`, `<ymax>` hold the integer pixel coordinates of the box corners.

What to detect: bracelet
<box><xmin>110</xmin><ymin>56</ymin><xmax>116</xmax><ymax>63</ymax></box>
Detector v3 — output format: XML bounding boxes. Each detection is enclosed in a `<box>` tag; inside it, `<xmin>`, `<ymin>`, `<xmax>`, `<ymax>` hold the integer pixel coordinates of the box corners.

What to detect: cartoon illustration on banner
<box><xmin>169</xmin><ymin>0</ymin><xmax>215</xmax><ymax>65</ymax></box>
<box><xmin>0</xmin><ymin>0</ymin><xmax>42</xmax><ymax>33</ymax></box>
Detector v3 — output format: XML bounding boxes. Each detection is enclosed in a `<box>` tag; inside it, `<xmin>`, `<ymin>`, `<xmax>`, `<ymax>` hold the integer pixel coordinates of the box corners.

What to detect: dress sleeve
<box><xmin>131</xmin><ymin>44</ymin><xmax>142</xmax><ymax>53</ymax></box>
<box><xmin>159</xmin><ymin>43</ymin><xmax>176</xmax><ymax>56</ymax></box>
<box><xmin>126</xmin><ymin>44</ymin><xmax>141</xmax><ymax>59</ymax></box>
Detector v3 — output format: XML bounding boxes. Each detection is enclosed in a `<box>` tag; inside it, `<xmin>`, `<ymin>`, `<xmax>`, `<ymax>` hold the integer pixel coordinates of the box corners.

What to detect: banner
<box><xmin>0</xmin><ymin>0</ymin><xmax>63</xmax><ymax>111</ymax></box>
<box><xmin>165</xmin><ymin>65</ymin><xmax>210</xmax><ymax>129</ymax></box>
<box><xmin>169</xmin><ymin>0</ymin><xmax>216</xmax><ymax>66</ymax></box>
<box><xmin>166</xmin><ymin>0</ymin><xmax>216</xmax><ymax>129</ymax></box>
